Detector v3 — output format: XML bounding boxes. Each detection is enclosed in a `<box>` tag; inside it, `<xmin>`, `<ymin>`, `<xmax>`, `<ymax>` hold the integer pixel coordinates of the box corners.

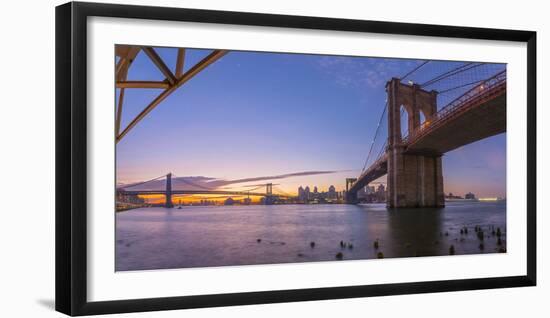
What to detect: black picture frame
<box><xmin>55</xmin><ymin>1</ymin><xmax>537</xmax><ymax>316</ymax></box>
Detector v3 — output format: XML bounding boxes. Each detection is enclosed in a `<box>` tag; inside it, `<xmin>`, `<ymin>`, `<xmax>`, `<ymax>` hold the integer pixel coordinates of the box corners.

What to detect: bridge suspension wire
<box><xmin>361</xmin><ymin>102</ymin><xmax>387</xmax><ymax>172</ymax></box>
<box><xmin>244</xmin><ymin>185</ymin><xmax>264</xmax><ymax>192</ymax></box>
<box><xmin>117</xmin><ymin>173</ymin><xmax>167</xmax><ymax>190</ymax></box>
<box><xmin>171</xmin><ymin>174</ymin><xmax>215</xmax><ymax>191</ymax></box>
<box><xmin>419</xmin><ymin>62</ymin><xmax>473</xmax><ymax>87</ymax></box>
<box><xmin>399</xmin><ymin>60</ymin><xmax>430</xmax><ymax>81</ymax></box>
<box><xmin>437</xmin><ymin>78</ymin><xmax>487</xmax><ymax>94</ymax></box>
<box><xmin>273</xmin><ymin>186</ymin><xmax>292</xmax><ymax>197</ymax></box>
<box><xmin>372</xmin><ymin>107</ymin><xmax>403</xmax><ymax>161</ymax></box>
<box><xmin>375</xmin><ymin>139</ymin><xmax>387</xmax><ymax>161</ymax></box>
<box><xmin>420</xmin><ymin>62</ymin><xmax>485</xmax><ymax>88</ymax></box>
<box><xmin>437</xmin><ymin>69</ymin><xmax>506</xmax><ymax>110</ymax></box>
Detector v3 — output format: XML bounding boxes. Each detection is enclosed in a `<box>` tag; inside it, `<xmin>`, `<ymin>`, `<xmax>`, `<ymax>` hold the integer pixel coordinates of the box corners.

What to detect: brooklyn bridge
<box><xmin>115</xmin><ymin>45</ymin><xmax>506</xmax><ymax>208</ymax></box>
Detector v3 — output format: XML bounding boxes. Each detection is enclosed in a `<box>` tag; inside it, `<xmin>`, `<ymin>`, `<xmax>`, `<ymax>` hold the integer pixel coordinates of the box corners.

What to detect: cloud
<box><xmin>222</xmin><ymin>170</ymin><xmax>340</xmax><ymax>185</ymax></box>
<box><xmin>119</xmin><ymin>170</ymin><xmax>341</xmax><ymax>191</ymax></box>
<box><xmin>316</xmin><ymin>56</ymin><xmax>419</xmax><ymax>89</ymax></box>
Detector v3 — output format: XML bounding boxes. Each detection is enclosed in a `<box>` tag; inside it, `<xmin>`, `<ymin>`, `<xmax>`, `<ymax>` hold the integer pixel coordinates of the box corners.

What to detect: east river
<box><xmin>116</xmin><ymin>201</ymin><xmax>506</xmax><ymax>271</ymax></box>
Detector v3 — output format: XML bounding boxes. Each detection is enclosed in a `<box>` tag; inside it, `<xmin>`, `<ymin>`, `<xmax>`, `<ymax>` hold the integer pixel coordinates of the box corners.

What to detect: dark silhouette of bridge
<box><xmin>117</xmin><ymin>173</ymin><xmax>292</xmax><ymax>207</ymax></box>
<box><xmin>347</xmin><ymin>70</ymin><xmax>506</xmax><ymax>207</ymax></box>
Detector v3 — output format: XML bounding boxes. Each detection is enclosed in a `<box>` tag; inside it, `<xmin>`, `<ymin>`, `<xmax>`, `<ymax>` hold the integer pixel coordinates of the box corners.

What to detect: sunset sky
<box><xmin>116</xmin><ymin>47</ymin><xmax>506</xmax><ymax>198</ymax></box>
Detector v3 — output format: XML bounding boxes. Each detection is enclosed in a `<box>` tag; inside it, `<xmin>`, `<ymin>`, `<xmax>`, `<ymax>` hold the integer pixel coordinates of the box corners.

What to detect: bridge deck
<box><xmin>349</xmin><ymin>155</ymin><xmax>388</xmax><ymax>193</ymax></box>
<box><xmin>406</xmin><ymin>82</ymin><xmax>506</xmax><ymax>154</ymax></box>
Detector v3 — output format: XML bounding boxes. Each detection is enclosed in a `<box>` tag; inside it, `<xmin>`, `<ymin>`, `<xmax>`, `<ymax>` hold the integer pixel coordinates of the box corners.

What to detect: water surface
<box><xmin>116</xmin><ymin>201</ymin><xmax>506</xmax><ymax>271</ymax></box>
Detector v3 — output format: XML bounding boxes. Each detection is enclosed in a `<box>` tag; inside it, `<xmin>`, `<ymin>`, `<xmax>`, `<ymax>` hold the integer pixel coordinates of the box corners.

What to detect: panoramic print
<box><xmin>114</xmin><ymin>45</ymin><xmax>507</xmax><ymax>271</ymax></box>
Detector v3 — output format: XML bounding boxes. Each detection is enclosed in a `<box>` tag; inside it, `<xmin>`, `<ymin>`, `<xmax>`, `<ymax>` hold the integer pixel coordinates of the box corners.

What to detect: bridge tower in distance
<box><xmin>345</xmin><ymin>178</ymin><xmax>358</xmax><ymax>203</ymax></box>
<box><xmin>386</xmin><ymin>78</ymin><xmax>445</xmax><ymax>208</ymax></box>
<box><xmin>265</xmin><ymin>183</ymin><xmax>275</xmax><ymax>205</ymax></box>
<box><xmin>165</xmin><ymin>172</ymin><xmax>174</xmax><ymax>208</ymax></box>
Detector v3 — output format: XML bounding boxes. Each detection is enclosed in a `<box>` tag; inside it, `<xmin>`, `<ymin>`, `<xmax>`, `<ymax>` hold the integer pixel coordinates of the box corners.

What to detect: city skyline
<box><xmin>132</xmin><ymin>180</ymin><xmax>493</xmax><ymax>205</ymax></box>
<box><xmin>116</xmin><ymin>47</ymin><xmax>506</xmax><ymax>200</ymax></box>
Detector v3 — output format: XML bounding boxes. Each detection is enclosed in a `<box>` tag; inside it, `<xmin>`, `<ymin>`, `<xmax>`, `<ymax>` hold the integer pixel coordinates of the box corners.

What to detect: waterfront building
<box><xmin>357</xmin><ymin>186</ymin><xmax>368</xmax><ymax>199</ymax></box>
<box><xmin>304</xmin><ymin>186</ymin><xmax>311</xmax><ymax>201</ymax></box>
<box><xmin>445</xmin><ymin>192</ymin><xmax>463</xmax><ymax>199</ymax></box>
<box><xmin>465</xmin><ymin>192</ymin><xmax>476</xmax><ymax>200</ymax></box>
<box><xmin>297</xmin><ymin>185</ymin><xmax>342</xmax><ymax>203</ymax></box>
<box><xmin>298</xmin><ymin>186</ymin><xmax>305</xmax><ymax>201</ymax></box>
<box><xmin>328</xmin><ymin>185</ymin><xmax>337</xmax><ymax>199</ymax></box>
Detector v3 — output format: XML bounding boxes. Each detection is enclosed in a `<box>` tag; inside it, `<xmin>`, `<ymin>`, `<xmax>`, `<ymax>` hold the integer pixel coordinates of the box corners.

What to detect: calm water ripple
<box><xmin>116</xmin><ymin>201</ymin><xmax>506</xmax><ymax>271</ymax></box>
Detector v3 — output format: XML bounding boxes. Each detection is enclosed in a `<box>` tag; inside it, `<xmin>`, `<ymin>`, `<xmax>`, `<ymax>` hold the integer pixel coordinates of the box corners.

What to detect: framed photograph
<box><xmin>55</xmin><ymin>1</ymin><xmax>536</xmax><ymax>316</ymax></box>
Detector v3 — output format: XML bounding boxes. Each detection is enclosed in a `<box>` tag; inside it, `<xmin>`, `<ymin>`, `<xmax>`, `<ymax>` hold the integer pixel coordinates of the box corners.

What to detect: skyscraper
<box><xmin>298</xmin><ymin>186</ymin><xmax>305</xmax><ymax>201</ymax></box>
<box><xmin>376</xmin><ymin>184</ymin><xmax>386</xmax><ymax>201</ymax></box>
<box><xmin>465</xmin><ymin>192</ymin><xmax>476</xmax><ymax>200</ymax></box>
<box><xmin>328</xmin><ymin>185</ymin><xmax>336</xmax><ymax>199</ymax></box>
<box><xmin>304</xmin><ymin>186</ymin><xmax>311</xmax><ymax>201</ymax></box>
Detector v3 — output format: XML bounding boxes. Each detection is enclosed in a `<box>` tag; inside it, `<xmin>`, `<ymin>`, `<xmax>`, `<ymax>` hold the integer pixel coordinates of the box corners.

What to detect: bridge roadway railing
<box><xmin>402</xmin><ymin>70</ymin><xmax>507</xmax><ymax>145</ymax></box>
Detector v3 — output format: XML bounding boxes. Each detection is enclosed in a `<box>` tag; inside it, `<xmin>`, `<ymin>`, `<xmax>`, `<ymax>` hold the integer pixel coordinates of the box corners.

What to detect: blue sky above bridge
<box><xmin>116</xmin><ymin>47</ymin><xmax>506</xmax><ymax>198</ymax></box>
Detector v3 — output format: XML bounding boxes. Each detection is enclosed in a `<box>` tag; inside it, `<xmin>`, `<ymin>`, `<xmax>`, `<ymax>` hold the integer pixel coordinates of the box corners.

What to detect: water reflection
<box><xmin>116</xmin><ymin>201</ymin><xmax>506</xmax><ymax>271</ymax></box>
<box><xmin>385</xmin><ymin>207</ymin><xmax>443</xmax><ymax>257</ymax></box>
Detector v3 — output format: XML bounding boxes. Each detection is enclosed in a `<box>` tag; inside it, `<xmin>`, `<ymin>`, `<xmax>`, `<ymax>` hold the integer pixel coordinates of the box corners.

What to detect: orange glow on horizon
<box><xmin>139</xmin><ymin>194</ymin><xmax>265</xmax><ymax>204</ymax></box>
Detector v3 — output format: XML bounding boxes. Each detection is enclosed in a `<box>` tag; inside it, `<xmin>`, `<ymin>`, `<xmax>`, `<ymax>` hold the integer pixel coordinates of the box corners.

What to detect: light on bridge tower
<box><xmin>165</xmin><ymin>172</ymin><xmax>174</xmax><ymax>208</ymax></box>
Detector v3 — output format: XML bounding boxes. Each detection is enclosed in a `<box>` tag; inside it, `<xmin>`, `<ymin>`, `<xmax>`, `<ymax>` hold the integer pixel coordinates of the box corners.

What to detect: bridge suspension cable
<box><xmin>420</xmin><ymin>62</ymin><xmax>485</xmax><ymax>88</ymax></box>
<box><xmin>437</xmin><ymin>70</ymin><xmax>506</xmax><ymax>111</ymax></box>
<box><xmin>419</xmin><ymin>62</ymin><xmax>473</xmax><ymax>87</ymax></box>
<box><xmin>399</xmin><ymin>60</ymin><xmax>430</xmax><ymax>81</ymax></box>
<box><xmin>117</xmin><ymin>173</ymin><xmax>167</xmax><ymax>190</ymax></box>
<box><xmin>359</xmin><ymin>98</ymin><xmax>403</xmax><ymax>174</ymax></box>
<box><xmin>361</xmin><ymin>102</ymin><xmax>387</xmax><ymax>172</ymax></box>
<box><xmin>244</xmin><ymin>185</ymin><xmax>264</xmax><ymax>192</ymax></box>
<box><xmin>171</xmin><ymin>174</ymin><xmax>215</xmax><ymax>191</ymax></box>
<box><xmin>375</xmin><ymin>139</ymin><xmax>387</xmax><ymax>161</ymax></box>
<box><xmin>437</xmin><ymin>78</ymin><xmax>487</xmax><ymax>94</ymax></box>
<box><xmin>273</xmin><ymin>186</ymin><xmax>292</xmax><ymax>197</ymax></box>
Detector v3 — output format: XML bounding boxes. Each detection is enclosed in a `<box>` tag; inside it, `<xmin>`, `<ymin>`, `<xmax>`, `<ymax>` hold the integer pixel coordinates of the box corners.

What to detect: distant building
<box><xmin>465</xmin><ymin>192</ymin><xmax>476</xmax><ymax>200</ymax></box>
<box><xmin>357</xmin><ymin>186</ymin><xmax>368</xmax><ymax>199</ymax></box>
<box><xmin>224</xmin><ymin>197</ymin><xmax>235</xmax><ymax>205</ymax></box>
<box><xmin>117</xmin><ymin>193</ymin><xmax>145</xmax><ymax>204</ymax></box>
<box><xmin>375</xmin><ymin>184</ymin><xmax>386</xmax><ymax>202</ymax></box>
<box><xmin>304</xmin><ymin>186</ymin><xmax>311</xmax><ymax>201</ymax></box>
<box><xmin>328</xmin><ymin>185</ymin><xmax>336</xmax><ymax>199</ymax></box>
<box><xmin>366</xmin><ymin>186</ymin><xmax>376</xmax><ymax>194</ymax></box>
<box><xmin>376</xmin><ymin>184</ymin><xmax>385</xmax><ymax>196</ymax></box>
<box><xmin>445</xmin><ymin>192</ymin><xmax>463</xmax><ymax>199</ymax></box>
<box><xmin>298</xmin><ymin>186</ymin><xmax>305</xmax><ymax>201</ymax></box>
<box><xmin>297</xmin><ymin>185</ymin><xmax>343</xmax><ymax>203</ymax></box>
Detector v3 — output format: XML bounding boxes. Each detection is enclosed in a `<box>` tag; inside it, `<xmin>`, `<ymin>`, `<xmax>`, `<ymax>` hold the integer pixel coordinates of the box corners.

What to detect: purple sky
<box><xmin>116</xmin><ymin>47</ymin><xmax>506</xmax><ymax>198</ymax></box>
